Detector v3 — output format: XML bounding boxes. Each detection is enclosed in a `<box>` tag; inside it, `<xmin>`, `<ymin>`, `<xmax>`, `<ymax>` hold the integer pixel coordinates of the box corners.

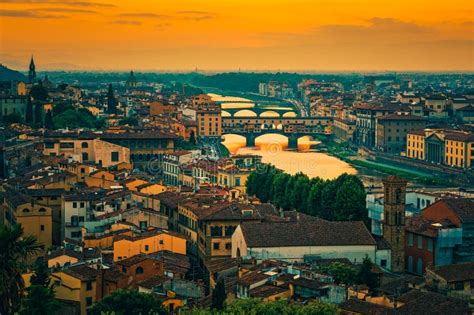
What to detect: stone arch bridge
<box><xmin>222</xmin><ymin>116</ymin><xmax>332</xmax><ymax>149</ymax></box>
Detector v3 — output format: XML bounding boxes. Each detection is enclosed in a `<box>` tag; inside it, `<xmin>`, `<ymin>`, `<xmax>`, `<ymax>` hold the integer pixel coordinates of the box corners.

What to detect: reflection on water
<box><xmin>222</xmin><ymin>134</ymin><xmax>357</xmax><ymax>180</ymax></box>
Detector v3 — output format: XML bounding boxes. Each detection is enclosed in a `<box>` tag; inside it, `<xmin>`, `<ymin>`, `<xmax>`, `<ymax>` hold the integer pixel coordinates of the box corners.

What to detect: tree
<box><xmin>119</xmin><ymin>116</ymin><xmax>138</xmax><ymax>127</ymax></box>
<box><xmin>189</xmin><ymin>130</ymin><xmax>197</xmax><ymax>145</ymax></box>
<box><xmin>317</xmin><ymin>262</ymin><xmax>357</xmax><ymax>285</ymax></box>
<box><xmin>211</xmin><ymin>277</ymin><xmax>226</xmax><ymax>310</ymax></box>
<box><xmin>333</xmin><ymin>176</ymin><xmax>366</xmax><ymax>221</ymax></box>
<box><xmin>3</xmin><ymin>113</ymin><xmax>23</xmax><ymax>125</ymax></box>
<box><xmin>44</xmin><ymin>110</ymin><xmax>54</xmax><ymax>129</ymax></box>
<box><xmin>20</xmin><ymin>258</ymin><xmax>60</xmax><ymax>315</ymax></box>
<box><xmin>25</xmin><ymin>97</ymin><xmax>33</xmax><ymax>123</ymax></box>
<box><xmin>0</xmin><ymin>224</ymin><xmax>42</xmax><ymax>315</ymax></box>
<box><xmin>34</xmin><ymin>102</ymin><xmax>43</xmax><ymax>127</ymax></box>
<box><xmin>30</xmin><ymin>84</ymin><xmax>48</xmax><ymax>102</ymax></box>
<box><xmin>90</xmin><ymin>289</ymin><xmax>165</xmax><ymax>315</ymax></box>
<box><xmin>357</xmin><ymin>256</ymin><xmax>379</xmax><ymax>290</ymax></box>
<box><xmin>271</xmin><ymin>172</ymin><xmax>290</xmax><ymax>209</ymax></box>
<box><xmin>53</xmin><ymin>108</ymin><xmax>103</xmax><ymax>129</ymax></box>
<box><xmin>107</xmin><ymin>83</ymin><xmax>117</xmax><ymax>114</ymax></box>
<box><xmin>306</xmin><ymin>179</ymin><xmax>325</xmax><ymax>217</ymax></box>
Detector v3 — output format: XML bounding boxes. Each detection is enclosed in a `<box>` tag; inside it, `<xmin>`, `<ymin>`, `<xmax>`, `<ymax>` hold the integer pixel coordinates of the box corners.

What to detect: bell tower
<box><xmin>28</xmin><ymin>56</ymin><xmax>36</xmax><ymax>84</ymax></box>
<box><xmin>382</xmin><ymin>175</ymin><xmax>407</xmax><ymax>273</ymax></box>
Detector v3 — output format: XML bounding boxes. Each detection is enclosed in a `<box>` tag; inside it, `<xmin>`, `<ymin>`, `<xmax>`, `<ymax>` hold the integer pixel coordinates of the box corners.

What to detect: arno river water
<box><xmin>210</xmin><ymin>93</ymin><xmax>363</xmax><ymax>182</ymax></box>
<box><xmin>222</xmin><ymin>134</ymin><xmax>358</xmax><ymax>181</ymax></box>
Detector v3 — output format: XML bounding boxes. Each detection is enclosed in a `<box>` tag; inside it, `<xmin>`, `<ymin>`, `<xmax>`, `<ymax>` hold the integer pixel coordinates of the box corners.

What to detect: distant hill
<box><xmin>0</xmin><ymin>64</ymin><xmax>27</xmax><ymax>82</ymax></box>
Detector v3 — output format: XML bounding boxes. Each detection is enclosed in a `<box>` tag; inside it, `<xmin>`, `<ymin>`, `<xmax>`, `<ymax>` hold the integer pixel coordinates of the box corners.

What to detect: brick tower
<box><xmin>382</xmin><ymin>175</ymin><xmax>407</xmax><ymax>273</ymax></box>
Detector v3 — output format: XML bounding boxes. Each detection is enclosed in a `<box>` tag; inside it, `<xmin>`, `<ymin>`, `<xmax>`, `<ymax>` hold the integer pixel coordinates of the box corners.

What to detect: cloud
<box><xmin>177</xmin><ymin>10</ymin><xmax>217</xmax><ymax>21</ymax></box>
<box><xmin>0</xmin><ymin>9</ymin><xmax>65</xmax><ymax>18</ymax></box>
<box><xmin>156</xmin><ymin>22</ymin><xmax>170</xmax><ymax>29</ymax></box>
<box><xmin>0</xmin><ymin>0</ymin><xmax>115</xmax><ymax>7</ymax></box>
<box><xmin>33</xmin><ymin>7</ymin><xmax>97</xmax><ymax>14</ymax></box>
<box><xmin>111</xmin><ymin>20</ymin><xmax>141</xmax><ymax>25</ymax></box>
<box><xmin>119</xmin><ymin>12</ymin><xmax>170</xmax><ymax>19</ymax></box>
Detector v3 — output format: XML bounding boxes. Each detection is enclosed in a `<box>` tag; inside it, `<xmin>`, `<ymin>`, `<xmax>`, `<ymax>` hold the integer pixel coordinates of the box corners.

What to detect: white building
<box><xmin>231</xmin><ymin>219</ymin><xmax>377</xmax><ymax>263</ymax></box>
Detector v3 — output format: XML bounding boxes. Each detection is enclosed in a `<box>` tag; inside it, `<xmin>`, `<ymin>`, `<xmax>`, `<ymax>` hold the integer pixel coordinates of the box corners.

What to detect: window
<box><xmin>82</xmin><ymin>152</ymin><xmax>89</xmax><ymax>161</ymax></box>
<box><xmin>408</xmin><ymin>256</ymin><xmax>413</xmax><ymax>273</ymax></box>
<box><xmin>59</xmin><ymin>142</ymin><xmax>74</xmax><ymax>149</ymax></box>
<box><xmin>136</xmin><ymin>267</ymin><xmax>144</xmax><ymax>274</ymax></box>
<box><xmin>111</xmin><ymin>151</ymin><xmax>119</xmax><ymax>162</ymax></box>
<box><xmin>72</xmin><ymin>202</ymin><xmax>77</xmax><ymax>208</ymax></box>
<box><xmin>381</xmin><ymin>259</ymin><xmax>387</xmax><ymax>267</ymax></box>
<box><xmin>455</xmin><ymin>282</ymin><xmax>464</xmax><ymax>290</ymax></box>
<box><xmin>428</xmin><ymin>239</ymin><xmax>433</xmax><ymax>252</ymax></box>
<box><xmin>86</xmin><ymin>281</ymin><xmax>92</xmax><ymax>291</ymax></box>
<box><xmin>408</xmin><ymin>233</ymin><xmax>413</xmax><ymax>246</ymax></box>
<box><xmin>122</xmin><ymin>266</ymin><xmax>127</xmax><ymax>273</ymax></box>
<box><xmin>213</xmin><ymin>242</ymin><xmax>220</xmax><ymax>250</ymax></box>
<box><xmin>80</xmin><ymin>202</ymin><xmax>85</xmax><ymax>208</ymax></box>
<box><xmin>416</xmin><ymin>258</ymin><xmax>423</xmax><ymax>275</ymax></box>
<box><xmin>81</xmin><ymin>142</ymin><xmax>88</xmax><ymax>148</ymax></box>
<box><xmin>71</xmin><ymin>231</ymin><xmax>81</xmax><ymax>238</ymax></box>
<box><xmin>159</xmin><ymin>240</ymin><xmax>164</xmax><ymax>245</ymax></box>
<box><xmin>144</xmin><ymin>245</ymin><xmax>149</xmax><ymax>252</ymax></box>
<box><xmin>225</xmin><ymin>243</ymin><xmax>232</xmax><ymax>250</ymax></box>
<box><xmin>40</xmin><ymin>225</ymin><xmax>44</xmax><ymax>231</ymax></box>
<box><xmin>86</xmin><ymin>297</ymin><xmax>93</xmax><ymax>307</ymax></box>
<box><xmin>22</xmin><ymin>208</ymin><xmax>30</xmax><ymax>213</ymax></box>
<box><xmin>417</xmin><ymin>235</ymin><xmax>423</xmax><ymax>249</ymax></box>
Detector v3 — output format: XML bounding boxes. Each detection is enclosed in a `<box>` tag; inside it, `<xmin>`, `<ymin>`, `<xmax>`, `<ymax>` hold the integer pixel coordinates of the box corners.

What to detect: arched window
<box><xmin>136</xmin><ymin>267</ymin><xmax>144</xmax><ymax>274</ymax></box>
<box><xmin>81</xmin><ymin>142</ymin><xmax>88</xmax><ymax>148</ymax></box>
<box><xmin>39</xmin><ymin>208</ymin><xmax>47</xmax><ymax>212</ymax></box>
<box><xmin>22</xmin><ymin>208</ymin><xmax>30</xmax><ymax>213</ymax></box>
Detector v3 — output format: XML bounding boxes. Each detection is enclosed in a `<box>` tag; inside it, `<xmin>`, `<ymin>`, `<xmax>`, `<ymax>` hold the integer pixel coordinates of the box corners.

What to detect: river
<box><xmin>222</xmin><ymin>134</ymin><xmax>357</xmax><ymax>180</ymax></box>
<box><xmin>210</xmin><ymin>93</ymin><xmax>359</xmax><ymax>180</ymax></box>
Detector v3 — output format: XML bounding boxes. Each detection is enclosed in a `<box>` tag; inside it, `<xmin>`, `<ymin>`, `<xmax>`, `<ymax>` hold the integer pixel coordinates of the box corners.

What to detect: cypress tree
<box><xmin>34</xmin><ymin>102</ymin><xmax>43</xmax><ymax>127</ymax></box>
<box><xmin>25</xmin><ymin>97</ymin><xmax>33</xmax><ymax>123</ymax></box>
<box><xmin>211</xmin><ymin>277</ymin><xmax>226</xmax><ymax>310</ymax></box>
<box><xmin>107</xmin><ymin>83</ymin><xmax>117</xmax><ymax>114</ymax></box>
<box><xmin>44</xmin><ymin>110</ymin><xmax>54</xmax><ymax>129</ymax></box>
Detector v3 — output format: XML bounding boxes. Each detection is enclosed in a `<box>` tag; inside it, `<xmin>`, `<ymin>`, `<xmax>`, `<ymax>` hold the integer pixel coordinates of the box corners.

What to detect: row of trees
<box><xmin>246</xmin><ymin>165</ymin><xmax>367</xmax><ymax>221</ymax></box>
<box><xmin>91</xmin><ymin>290</ymin><xmax>338</xmax><ymax>315</ymax></box>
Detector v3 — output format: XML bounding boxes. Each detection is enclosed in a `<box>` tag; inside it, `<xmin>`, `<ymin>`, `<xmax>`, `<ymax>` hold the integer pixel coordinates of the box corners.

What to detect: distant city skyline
<box><xmin>1</xmin><ymin>0</ymin><xmax>473</xmax><ymax>71</ymax></box>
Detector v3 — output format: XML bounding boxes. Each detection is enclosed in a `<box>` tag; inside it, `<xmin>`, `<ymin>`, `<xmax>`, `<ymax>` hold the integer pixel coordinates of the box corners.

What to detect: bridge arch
<box><xmin>259</xmin><ymin>110</ymin><xmax>280</xmax><ymax>117</ymax></box>
<box><xmin>221</xmin><ymin>110</ymin><xmax>231</xmax><ymax>117</ymax></box>
<box><xmin>282</xmin><ymin>111</ymin><xmax>297</xmax><ymax>117</ymax></box>
<box><xmin>234</xmin><ymin>109</ymin><xmax>257</xmax><ymax>117</ymax></box>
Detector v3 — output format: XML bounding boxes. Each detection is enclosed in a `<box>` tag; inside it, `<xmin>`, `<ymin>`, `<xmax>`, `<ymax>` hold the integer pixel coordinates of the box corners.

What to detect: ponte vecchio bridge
<box><xmin>222</xmin><ymin>116</ymin><xmax>332</xmax><ymax>149</ymax></box>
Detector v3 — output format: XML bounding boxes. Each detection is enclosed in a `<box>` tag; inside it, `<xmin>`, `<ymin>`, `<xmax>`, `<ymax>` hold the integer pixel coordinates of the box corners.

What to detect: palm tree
<box><xmin>0</xmin><ymin>224</ymin><xmax>42</xmax><ymax>314</ymax></box>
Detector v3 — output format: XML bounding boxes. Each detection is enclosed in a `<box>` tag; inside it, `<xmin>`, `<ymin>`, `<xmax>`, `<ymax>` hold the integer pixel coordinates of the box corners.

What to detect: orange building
<box><xmin>197</xmin><ymin>104</ymin><xmax>222</xmax><ymax>138</ymax></box>
<box><xmin>113</xmin><ymin>228</ymin><xmax>187</xmax><ymax>261</ymax></box>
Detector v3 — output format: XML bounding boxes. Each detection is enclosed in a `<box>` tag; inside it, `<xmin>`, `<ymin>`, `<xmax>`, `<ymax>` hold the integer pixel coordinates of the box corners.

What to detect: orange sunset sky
<box><xmin>0</xmin><ymin>0</ymin><xmax>473</xmax><ymax>71</ymax></box>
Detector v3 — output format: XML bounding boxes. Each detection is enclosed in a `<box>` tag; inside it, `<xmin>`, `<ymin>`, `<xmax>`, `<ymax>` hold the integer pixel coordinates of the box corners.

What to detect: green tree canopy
<box><xmin>182</xmin><ymin>298</ymin><xmax>339</xmax><ymax>315</ymax></box>
<box><xmin>90</xmin><ymin>289</ymin><xmax>166</xmax><ymax>315</ymax></box>
<box><xmin>246</xmin><ymin>167</ymin><xmax>367</xmax><ymax>222</ymax></box>
<box><xmin>20</xmin><ymin>258</ymin><xmax>60</xmax><ymax>315</ymax></box>
<box><xmin>0</xmin><ymin>224</ymin><xmax>42</xmax><ymax>314</ymax></box>
<box><xmin>317</xmin><ymin>262</ymin><xmax>357</xmax><ymax>285</ymax></box>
